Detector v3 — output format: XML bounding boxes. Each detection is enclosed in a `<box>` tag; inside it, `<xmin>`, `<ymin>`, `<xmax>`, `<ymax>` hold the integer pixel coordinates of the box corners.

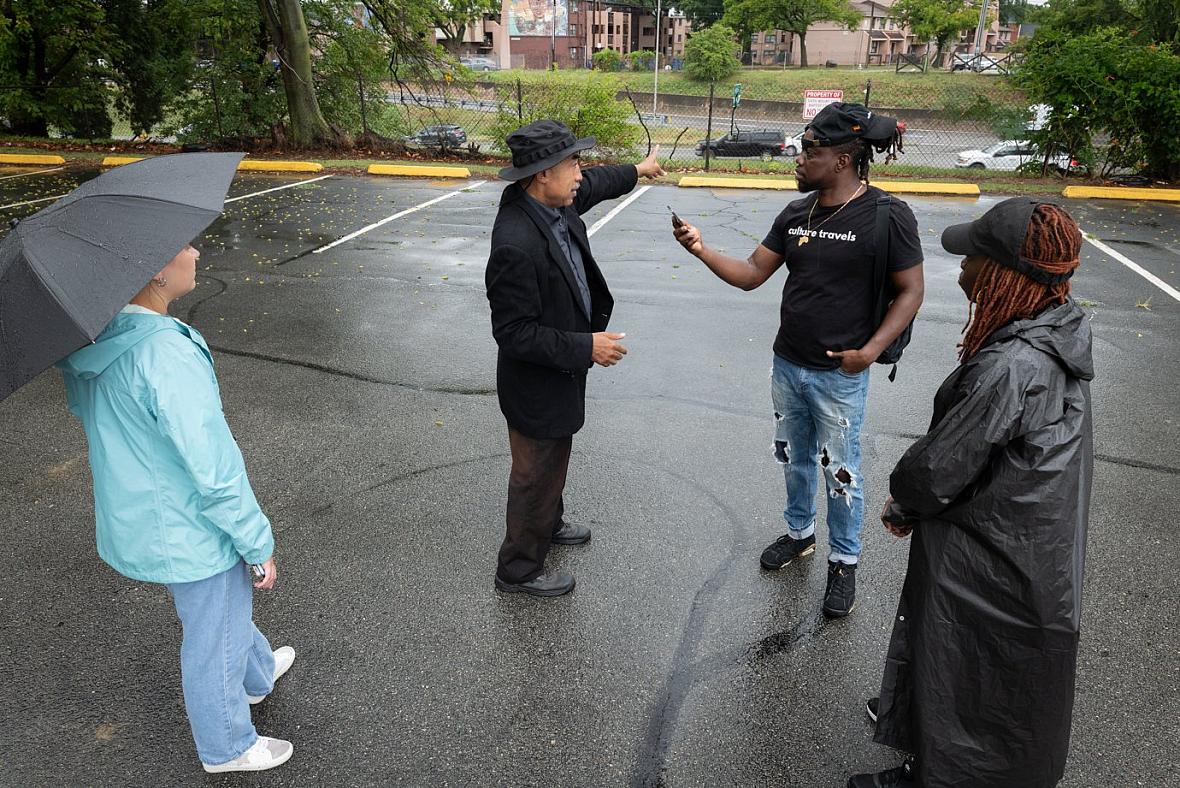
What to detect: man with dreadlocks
<box><xmin>673</xmin><ymin>102</ymin><xmax>923</xmax><ymax>617</ymax></box>
<box><xmin>849</xmin><ymin>199</ymin><xmax>1094</xmax><ymax>788</ymax></box>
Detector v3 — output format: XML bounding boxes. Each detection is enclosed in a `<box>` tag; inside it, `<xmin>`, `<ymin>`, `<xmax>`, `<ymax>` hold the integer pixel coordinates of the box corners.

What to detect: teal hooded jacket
<box><xmin>58</xmin><ymin>309</ymin><xmax>274</xmax><ymax>584</ymax></box>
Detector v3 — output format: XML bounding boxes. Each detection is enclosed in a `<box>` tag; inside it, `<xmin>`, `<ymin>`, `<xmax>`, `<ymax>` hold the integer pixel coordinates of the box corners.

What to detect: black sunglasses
<box><xmin>800</xmin><ymin>137</ymin><xmax>822</xmax><ymax>151</ymax></box>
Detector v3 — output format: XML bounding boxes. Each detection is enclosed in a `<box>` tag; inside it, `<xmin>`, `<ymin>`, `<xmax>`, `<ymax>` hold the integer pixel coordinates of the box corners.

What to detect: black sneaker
<box><xmin>866</xmin><ymin>697</ymin><xmax>879</xmax><ymax>723</ymax></box>
<box><xmin>822</xmin><ymin>560</ymin><xmax>856</xmax><ymax>617</ymax></box>
<box><xmin>759</xmin><ymin>533</ymin><xmax>816</xmax><ymax>570</ymax></box>
<box><xmin>847</xmin><ymin>755</ymin><xmax>917</xmax><ymax>787</ymax></box>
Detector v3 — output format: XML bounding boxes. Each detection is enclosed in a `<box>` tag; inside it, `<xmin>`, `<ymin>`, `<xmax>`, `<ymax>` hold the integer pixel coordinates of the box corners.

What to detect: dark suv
<box><xmin>405</xmin><ymin>124</ymin><xmax>468</xmax><ymax>148</ymax></box>
<box><xmin>696</xmin><ymin>129</ymin><xmax>787</xmax><ymax>158</ymax></box>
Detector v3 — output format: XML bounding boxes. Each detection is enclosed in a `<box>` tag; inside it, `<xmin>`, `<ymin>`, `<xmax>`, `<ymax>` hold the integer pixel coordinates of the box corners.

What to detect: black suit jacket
<box><xmin>486</xmin><ymin>164</ymin><xmax>639</xmax><ymax>439</ymax></box>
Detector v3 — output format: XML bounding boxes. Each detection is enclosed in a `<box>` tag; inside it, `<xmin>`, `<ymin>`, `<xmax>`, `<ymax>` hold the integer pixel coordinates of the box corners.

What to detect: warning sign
<box><xmin>802</xmin><ymin>90</ymin><xmax>843</xmax><ymax>120</ymax></box>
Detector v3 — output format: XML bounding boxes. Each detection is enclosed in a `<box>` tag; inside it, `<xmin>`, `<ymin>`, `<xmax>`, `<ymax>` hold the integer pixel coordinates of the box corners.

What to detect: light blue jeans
<box><xmin>167</xmin><ymin>561</ymin><xmax>276</xmax><ymax>765</ymax></box>
<box><xmin>770</xmin><ymin>354</ymin><xmax>870</xmax><ymax>564</ymax></box>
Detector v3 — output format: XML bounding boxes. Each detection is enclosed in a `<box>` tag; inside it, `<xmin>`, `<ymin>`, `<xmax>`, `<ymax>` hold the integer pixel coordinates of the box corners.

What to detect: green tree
<box><xmin>105</xmin><ymin>0</ymin><xmax>197</xmax><ymax>136</ymax></box>
<box><xmin>315</xmin><ymin>19</ymin><xmax>400</xmax><ymax>138</ymax></box>
<box><xmin>683</xmin><ymin>23</ymin><xmax>741</xmax><ymax>80</ymax></box>
<box><xmin>0</xmin><ymin>0</ymin><xmax>114</xmax><ymax>137</ymax></box>
<box><xmin>1140</xmin><ymin>0</ymin><xmax>1180</xmax><ymax>44</ymax></box>
<box><xmin>679</xmin><ymin>0</ymin><xmax>726</xmax><ymax>25</ymax></box>
<box><xmin>257</xmin><ymin>0</ymin><xmax>341</xmax><ymax>147</ymax></box>
<box><xmin>169</xmin><ymin>0</ymin><xmax>286</xmax><ymax>143</ymax></box>
<box><xmin>432</xmin><ymin>0</ymin><xmax>500</xmax><ymax>54</ymax></box>
<box><xmin>891</xmin><ymin>0</ymin><xmax>980</xmax><ymax>67</ymax></box>
<box><xmin>998</xmin><ymin>0</ymin><xmax>1029</xmax><ymax>25</ymax></box>
<box><xmin>1016</xmin><ymin>26</ymin><xmax>1180</xmax><ymax>179</ymax></box>
<box><xmin>491</xmin><ymin>75</ymin><xmax>639</xmax><ymax>159</ymax></box>
<box><xmin>724</xmin><ymin>0</ymin><xmax>861</xmax><ymax>68</ymax></box>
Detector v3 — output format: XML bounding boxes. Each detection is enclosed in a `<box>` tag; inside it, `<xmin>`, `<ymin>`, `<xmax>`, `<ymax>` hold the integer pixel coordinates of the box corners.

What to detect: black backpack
<box><xmin>872</xmin><ymin>195</ymin><xmax>914</xmax><ymax>382</ymax></box>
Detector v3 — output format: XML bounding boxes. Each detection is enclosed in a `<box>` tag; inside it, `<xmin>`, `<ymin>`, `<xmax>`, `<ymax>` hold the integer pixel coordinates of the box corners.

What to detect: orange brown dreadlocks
<box><xmin>960</xmin><ymin>204</ymin><xmax>1082</xmax><ymax>361</ymax></box>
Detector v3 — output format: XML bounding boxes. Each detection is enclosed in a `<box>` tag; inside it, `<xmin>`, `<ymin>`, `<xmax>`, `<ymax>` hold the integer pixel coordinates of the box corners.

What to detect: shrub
<box><xmin>491</xmin><ymin>76</ymin><xmax>640</xmax><ymax>160</ymax></box>
<box><xmin>1016</xmin><ymin>27</ymin><xmax>1180</xmax><ymax>179</ymax></box>
<box><xmin>592</xmin><ymin>48</ymin><xmax>623</xmax><ymax>71</ymax></box>
<box><xmin>628</xmin><ymin>50</ymin><xmax>657</xmax><ymax>71</ymax></box>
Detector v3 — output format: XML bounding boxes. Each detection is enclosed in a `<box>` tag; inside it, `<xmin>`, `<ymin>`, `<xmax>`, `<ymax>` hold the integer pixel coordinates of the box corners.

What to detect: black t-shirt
<box><xmin>761</xmin><ymin>185</ymin><xmax>923</xmax><ymax>369</ymax></box>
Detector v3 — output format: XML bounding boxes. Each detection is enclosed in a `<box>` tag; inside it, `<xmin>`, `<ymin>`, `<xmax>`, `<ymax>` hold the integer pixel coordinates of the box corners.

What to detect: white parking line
<box><xmin>0</xmin><ymin>173</ymin><xmax>334</xmax><ymax>214</ymax></box>
<box><xmin>224</xmin><ymin>174</ymin><xmax>334</xmax><ymax>203</ymax></box>
<box><xmin>0</xmin><ymin>166</ymin><xmax>64</xmax><ymax>182</ymax></box>
<box><xmin>1082</xmin><ymin>231</ymin><xmax>1180</xmax><ymax>304</ymax></box>
<box><xmin>587</xmin><ymin>184</ymin><xmax>652</xmax><ymax>237</ymax></box>
<box><xmin>312</xmin><ymin>180</ymin><xmax>486</xmax><ymax>254</ymax></box>
<box><xmin>0</xmin><ymin>194</ymin><xmax>65</xmax><ymax>210</ymax></box>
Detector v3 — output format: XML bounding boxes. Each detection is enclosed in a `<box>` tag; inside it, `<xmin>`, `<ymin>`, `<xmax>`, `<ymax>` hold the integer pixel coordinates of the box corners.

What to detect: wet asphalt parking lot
<box><xmin>0</xmin><ymin>165</ymin><xmax>1177</xmax><ymax>788</ymax></box>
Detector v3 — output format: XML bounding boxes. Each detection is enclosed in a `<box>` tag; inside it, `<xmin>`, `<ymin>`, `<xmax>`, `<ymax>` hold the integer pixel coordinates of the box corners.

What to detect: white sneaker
<box><xmin>247</xmin><ymin>646</ymin><xmax>296</xmax><ymax>705</ymax></box>
<box><xmin>202</xmin><ymin>736</ymin><xmax>293</xmax><ymax>773</ymax></box>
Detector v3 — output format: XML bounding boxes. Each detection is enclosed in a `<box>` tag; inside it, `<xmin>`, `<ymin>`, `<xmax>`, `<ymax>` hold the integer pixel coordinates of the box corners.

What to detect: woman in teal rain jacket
<box><xmin>58</xmin><ymin>242</ymin><xmax>296</xmax><ymax>774</ymax></box>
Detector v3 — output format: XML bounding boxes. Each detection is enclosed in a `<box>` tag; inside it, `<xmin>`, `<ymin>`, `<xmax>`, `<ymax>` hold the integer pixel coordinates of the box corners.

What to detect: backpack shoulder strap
<box><xmin>873</xmin><ymin>194</ymin><xmax>892</xmax><ymax>318</ymax></box>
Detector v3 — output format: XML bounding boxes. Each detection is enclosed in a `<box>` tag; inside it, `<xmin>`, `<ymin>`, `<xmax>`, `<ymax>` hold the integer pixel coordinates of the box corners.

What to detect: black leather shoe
<box><xmin>495</xmin><ymin>570</ymin><xmax>576</xmax><ymax>597</ymax></box>
<box><xmin>551</xmin><ymin>521</ymin><xmax>591</xmax><ymax>545</ymax></box>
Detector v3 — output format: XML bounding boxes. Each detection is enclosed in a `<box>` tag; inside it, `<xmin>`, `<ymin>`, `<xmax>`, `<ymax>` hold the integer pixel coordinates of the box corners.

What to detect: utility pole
<box><xmin>972</xmin><ymin>0</ymin><xmax>991</xmax><ymax>55</ymax></box>
<box><xmin>652</xmin><ymin>0</ymin><xmax>661</xmax><ymax>114</ymax></box>
<box><xmin>550</xmin><ymin>0</ymin><xmax>557</xmax><ymax>69</ymax></box>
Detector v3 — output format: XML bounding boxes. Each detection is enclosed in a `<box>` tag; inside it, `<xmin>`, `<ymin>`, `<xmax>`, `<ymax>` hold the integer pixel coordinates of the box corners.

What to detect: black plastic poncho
<box><xmin>874</xmin><ymin>299</ymin><xmax>1094</xmax><ymax>788</ymax></box>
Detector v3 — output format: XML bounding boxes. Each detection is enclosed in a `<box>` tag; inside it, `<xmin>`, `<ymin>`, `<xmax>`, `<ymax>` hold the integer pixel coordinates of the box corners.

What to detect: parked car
<box><xmin>460</xmin><ymin>56</ymin><xmax>499</xmax><ymax>71</ymax></box>
<box><xmin>404</xmin><ymin>124</ymin><xmax>468</xmax><ymax>148</ymax></box>
<box><xmin>955</xmin><ymin>140</ymin><xmax>1073</xmax><ymax>171</ymax></box>
<box><xmin>696</xmin><ymin>129</ymin><xmax>789</xmax><ymax>159</ymax></box>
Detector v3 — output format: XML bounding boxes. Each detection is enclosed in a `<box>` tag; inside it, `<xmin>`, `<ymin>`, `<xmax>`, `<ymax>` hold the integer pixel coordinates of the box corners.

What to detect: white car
<box><xmin>955</xmin><ymin>140</ymin><xmax>1072</xmax><ymax>171</ymax></box>
<box><xmin>783</xmin><ymin>131</ymin><xmax>804</xmax><ymax>157</ymax></box>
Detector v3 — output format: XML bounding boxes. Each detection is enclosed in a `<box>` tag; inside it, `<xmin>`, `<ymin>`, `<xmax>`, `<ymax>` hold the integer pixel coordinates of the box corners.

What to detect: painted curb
<box><xmin>874</xmin><ymin>182</ymin><xmax>979</xmax><ymax>196</ymax></box>
<box><xmin>368</xmin><ymin>163</ymin><xmax>472</xmax><ymax>178</ymax></box>
<box><xmin>679</xmin><ymin>176</ymin><xmax>797</xmax><ymax>190</ymax></box>
<box><xmin>237</xmin><ymin>160</ymin><xmax>323</xmax><ymax>172</ymax></box>
<box><xmin>102</xmin><ymin>156</ymin><xmax>146</xmax><ymax>166</ymax></box>
<box><xmin>678</xmin><ymin>176</ymin><xmax>979</xmax><ymax>197</ymax></box>
<box><xmin>1062</xmin><ymin>185</ymin><xmax>1180</xmax><ymax>202</ymax></box>
<box><xmin>101</xmin><ymin>157</ymin><xmax>324</xmax><ymax>173</ymax></box>
<box><xmin>0</xmin><ymin>153</ymin><xmax>66</xmax><ymax>165</ymax></box>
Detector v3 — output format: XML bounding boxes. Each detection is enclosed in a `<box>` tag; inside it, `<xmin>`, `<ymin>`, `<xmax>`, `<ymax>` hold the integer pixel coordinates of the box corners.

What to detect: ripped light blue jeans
<box><xmin>770</xmin><ymin>354</ymin><xmax>870</xmax><ymax>564</ymax></box>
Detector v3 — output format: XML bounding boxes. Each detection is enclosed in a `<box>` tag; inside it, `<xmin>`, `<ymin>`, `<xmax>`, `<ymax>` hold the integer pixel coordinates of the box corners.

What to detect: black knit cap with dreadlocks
<box><xmin>805</xmin><ymin>101</ymin><xmax>905</xmax><ymax>183</ymax></box>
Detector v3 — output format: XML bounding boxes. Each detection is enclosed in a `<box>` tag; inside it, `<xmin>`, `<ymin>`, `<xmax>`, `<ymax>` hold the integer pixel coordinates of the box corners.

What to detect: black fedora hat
<box><xmin>499</xmin><ymin>119</ymin><xmax>595</xmax><ymax>181</ymax></box>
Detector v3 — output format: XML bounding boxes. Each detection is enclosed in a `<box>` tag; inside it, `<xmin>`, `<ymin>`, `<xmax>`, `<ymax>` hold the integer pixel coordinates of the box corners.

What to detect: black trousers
<box><xmin>496</xmin><ymin>427</ymin><xmax>572</xmax><ymax>583</ymax></box>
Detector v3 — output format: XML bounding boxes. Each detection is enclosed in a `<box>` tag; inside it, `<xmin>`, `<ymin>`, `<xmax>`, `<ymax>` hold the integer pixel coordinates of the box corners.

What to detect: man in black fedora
<box><xmin>487</xmin><ymin>119</ymin><xmax>664</xmax><ymax>598</ymax></box>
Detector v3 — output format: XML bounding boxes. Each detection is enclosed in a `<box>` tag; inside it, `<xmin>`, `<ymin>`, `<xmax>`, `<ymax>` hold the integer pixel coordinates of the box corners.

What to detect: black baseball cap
<box><xmin>805</xmin><ymin>102</ymin><xmax>898</xmax><ymax>147</ymax></box>
<box><xmin>941</xmin><ymin>197</ymin><xmax>1077</xmax><ymax>285</ymax></box>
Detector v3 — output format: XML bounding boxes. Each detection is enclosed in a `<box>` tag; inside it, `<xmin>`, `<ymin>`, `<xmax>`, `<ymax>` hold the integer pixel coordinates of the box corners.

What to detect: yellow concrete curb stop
<box><xmin>101</xmin><ymin>156</ymin><xmax>323</xmax><ymax>173</ymax></box>
<box><xmin>0</xmin><ymin>153</ymin><xmax>66</xmax><ymax>165</ymax></box>
<box><xmin>679</xmin><ymin>176</ymin><xmax>797</xmax><ymax>190</ymax></box>
<box><xmin>102</xmin><ymin>156</ymin><xmax>146</xmax><ymax>167</ymax></box>
<box><xmin>237</xmin><ymin>160</ymin><xmax>322</xmax><ymax>172</ymax></box>
<box><xmin>368</xmin><ymin>163</ymin><xmax>472</xmax><ymax>178</ymax></box>
<box><xmin>1062</xmin><ymin>185</ymin><xmax>1180</xmax><ymax>202</ymax></box>
<box><xmin>874</xmin><ymin>182</ymin><xmax>979</xmax><ymax>196</ymax></box>
<box><xmin>678</xmin><ymin>176</ymin><xmax>979</xmax><ymax>197</ymax></box>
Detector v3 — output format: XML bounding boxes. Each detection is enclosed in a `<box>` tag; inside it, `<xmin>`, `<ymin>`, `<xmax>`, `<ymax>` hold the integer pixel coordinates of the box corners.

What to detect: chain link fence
<box><xmin>0</xmin><ymin>71</ymin><xmax>1067</xmax><ymax>179</ymax></box>
<box><xmin>390</xmin><ymin>71</ymin><xmax>1074</xmax><ymax>178</ymax></box>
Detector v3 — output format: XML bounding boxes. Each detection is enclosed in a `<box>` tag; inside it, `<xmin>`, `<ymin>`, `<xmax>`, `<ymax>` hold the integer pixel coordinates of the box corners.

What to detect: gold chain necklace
<box><xmin>797</xmin><ymin>183</ymin><xmax>866</xmax><ymax>246</ymax></box>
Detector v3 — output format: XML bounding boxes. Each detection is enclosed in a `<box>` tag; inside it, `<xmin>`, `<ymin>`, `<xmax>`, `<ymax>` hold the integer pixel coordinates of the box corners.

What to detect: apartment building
<box><xmin>748</xmin><ymin>0</ymin><xmax>1018</xmax><ymax>68</ymax></box>
<box><xmin>443</xmin><ymin>0</ymin><xmax>1017</xmax><ymax>70</ymax></box>
<box><xmin>442</xmin><ymin>1</ymin><xmax>688</xmax><ymax>70</ymax></box>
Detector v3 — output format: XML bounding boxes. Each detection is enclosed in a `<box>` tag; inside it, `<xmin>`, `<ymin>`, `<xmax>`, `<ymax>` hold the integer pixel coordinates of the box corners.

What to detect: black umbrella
<box><xmin>0</xmin><ymin>151</ymin><xmax>243</xmax><ymax>400</ymax></box>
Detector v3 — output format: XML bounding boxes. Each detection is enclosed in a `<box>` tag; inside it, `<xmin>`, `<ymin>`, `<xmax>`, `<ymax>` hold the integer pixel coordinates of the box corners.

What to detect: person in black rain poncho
<box><xmin>849</xmin><ymin>199</ymin><xmax>1094</xmax><ymax>788</ymax></box>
